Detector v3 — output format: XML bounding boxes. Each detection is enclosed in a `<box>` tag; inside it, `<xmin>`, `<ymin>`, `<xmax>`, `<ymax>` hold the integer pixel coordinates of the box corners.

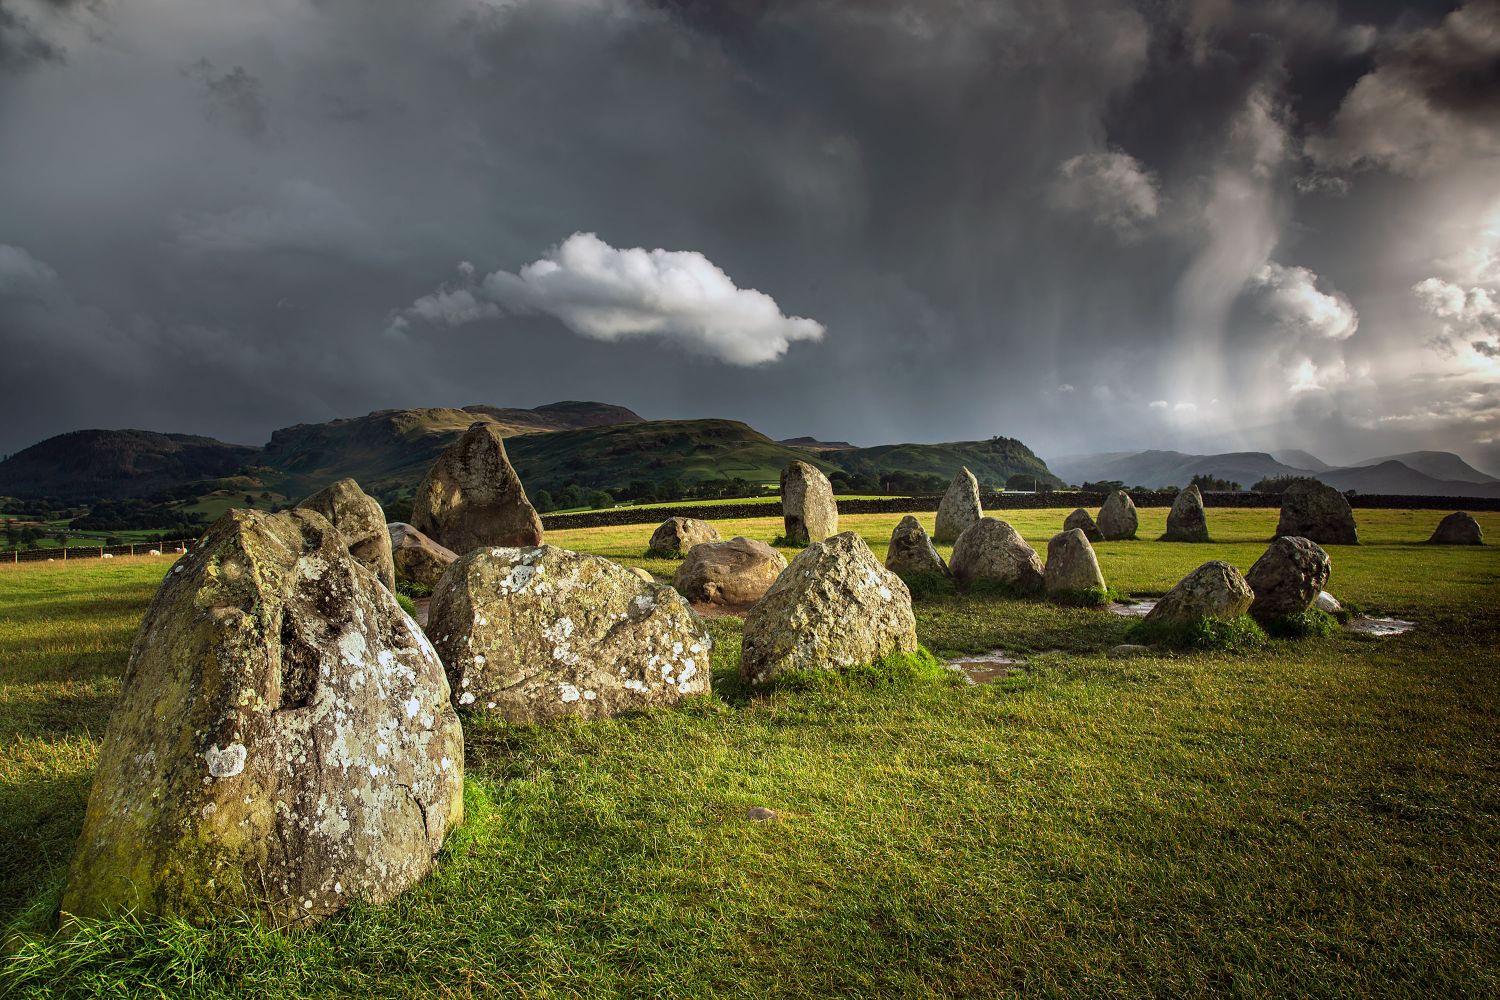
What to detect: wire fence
<box><xmin>1</xmin><ymin>539</ymin><xmax>197</xmax><ymax>566</ymax></box>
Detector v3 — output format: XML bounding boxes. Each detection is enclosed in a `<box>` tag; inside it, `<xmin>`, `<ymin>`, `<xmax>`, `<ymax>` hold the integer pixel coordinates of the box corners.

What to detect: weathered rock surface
<box><xmin>780</xmin><ymin>461</ymin><xmax>838</xmax><ymax>544</ymax></box>
<box><xmin>647</xmin><ymin>517</ymin><xmax>721</xmax><ymax>557</ymax></box>
<box><xmin>627</xmin><ymin>566</ymin><xmax>655</xmax><ymax>583</ymax></box>
<box><xmin>949</xmin><ymin>517</ymin><xmax>1044</xmax><ymax>592</ymax></box>
<box><xmin>740</xmin><ymin>532</ymin><xmax>917</xmax><ymax>685</ymax></box>
<box><xmin>1429</xmin><ymin>511</ymin><xmax>1483</xmax><ymax>545</ymax></box>
<box><xmin>884</xmin><ymin>515</ymin><xmax>949</xmax><ymax>579</ymax></box>
<box><xmin>1163</xmin><ymin>485</ymin><xmax>1209</xmax><ymax>542</ymax></box>
<box><xmin>934</xmin><ymin>467</ymin><xmax>982</xmax><ymax>544</ymax></box>
<box><xmin>297</xmin><ymin>478</ymin><xmax>396</xmax><ymax>590</ymax></box>
<box><xmin>428</xmin><ymin>545</ymin><xmax>711</xmax><ymax>721</ymax></box>
<box><xmin>1314</xmin><ymin>590</ymin><xmax>1342</xmax><ymax>614</ymax></box>
<box><xmin>1142</xmin><ymin>560</ymin><xmax>1254</xmax><ymax>628</ymax></box>
<box><xmin>388</xmin><ymin>522</ymin><xmax>458</xmax><ymax>589</ymax></box>
<box><xmin>1246</xmin><ymin>536</ymin><xmax>1331</xmax><ymax>621</ymax></box>
<box><xmin>1044</xmin><ymin>528</ymin><xmax>1106</xmax><ymax>595</ymax></box>
<box><xmin>1097</xmin><ymin>490</ymin><xmax>1139</xmax><ymax>540</ymax></box>
<box><xmin>412</xmin><ymin>422</ymin><xmax>543</xmax><ymax>555</ymax></box>
<box><xmin>1064</xmin><ymin>508</ymin><xmax>1104</xmax><ymax>543</ymax></box>
<box><xmin>1276</xmin><ymin>480</ymin><xmax>1357</xmax><ymax>545</ymax></box>
<box><xmin>673</xmin><ymin>537</ymin><xmax>787</xmax><ymax>606</ymax></box>
<box><xmin>61</xmin><ymin>509</ymin><xmax>463</xmax><ymax>925</ymax></box>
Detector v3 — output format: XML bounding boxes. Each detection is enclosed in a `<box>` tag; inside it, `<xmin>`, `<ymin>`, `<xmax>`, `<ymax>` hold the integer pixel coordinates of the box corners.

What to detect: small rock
<box><xmin>884</xmin><ymin>515</ymin><xmax>949</xmax><ymax>579</ymax></box>
<box><xmin>746</xmin><ymin>806</ymin><xmax>777</xmax><ymax>823</ymax></box>
<box><xmin>1276</xmin><ymin>480</ymin><xmax>1357</xmax><ymax>545</ymax></box>
<box><xmin>1428</xmin><ymin>511</ymin><xmax>1483</xmax><ymax>545</ymax></box>
<box><xmin>388</xmin><ymin>522</ymin><xmax>458</xmax><ymax>589</ymax></box>
<box><xmin>648</xmin><ymin>517</ymin><xmax>721</xmax><ymax>557</ymax></box>
<box><xmin>1313</xmin><ymin>591</ymin><xmax>1342</xmax><ymax>613</ymax></box>
<box><xmin>934</xmin><ymin>467</ymin><xmax>982</xmax><ymax>544</ymax></box>
<box><xmin>673</xmin><ymin>537</ymin><xmax>786</xmax><ymax>605</ymax></box>
<box><xmin>1143</xmin><ymin>560</ymin><xmax>1254</xmax><ymax>627</ymax></box>
<box><xmin>1246</xmin><ymin>536</ymin><xmax>1331</xmax><ymax>621</ymax></box>
<box><xmin>1044</xmin><ymin>528</ymin><xmax>1106</xmax><ymax>596</ymax></box>
<box><xmin>949</xmin><ymin>517</ymin><xmax>1044</xmax><ymax>592</ymax></box>
<box><xmin>1063</xmin><ymin>508</ymin><xmax>1104</xmax><ymax>543</ymax></box>
<box><xmin>1108</xmin><ymin>644</ymin><xmax>1152</xmax><ymax>658</ymax></box>
<box><xmin>627</xmin><ymin>566</ymin><xmax>654</xmax><ymax>583</ymax></box>
<box><xmin>780</xmin><ymin>461</ymin><xmax>838</xmax><ymax>544</ymax></box>
<box><xmin>1097</xmin><ymin>490</ymin><xmax>1139</xmax><ymax>541</ymax></box>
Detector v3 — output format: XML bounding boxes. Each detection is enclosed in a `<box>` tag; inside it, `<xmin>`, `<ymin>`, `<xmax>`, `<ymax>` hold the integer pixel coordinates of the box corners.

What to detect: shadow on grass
<box><xmin>0</xmin><ymin>771</ymin><xmax>92</xmax><ymax>927</ymax></box>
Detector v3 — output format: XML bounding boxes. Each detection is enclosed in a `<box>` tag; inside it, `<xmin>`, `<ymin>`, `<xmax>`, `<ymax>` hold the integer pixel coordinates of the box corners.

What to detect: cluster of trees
<box><xmin>0</xmin><ymin>496</ymin><xmax>81</xmax><ymax>519</ymax></box>
<box><xmin>70</xmin><ymin>499</ymin><xmax>205</xmax><ymax>532</ymax></box>
<box><xmin>1189</xmin><ymin>474</ymin><xmax>1241</xmax><ymax>492</ymax></box>
<box><xmin>1250</xmin><ymin>475</ymin><xmax>1320</xmax><ymax>494</ymax></box>
<box><xmin>532</xmin><ymin>476</ymin><xmax>771</xmax><ymax>513</ymax></box>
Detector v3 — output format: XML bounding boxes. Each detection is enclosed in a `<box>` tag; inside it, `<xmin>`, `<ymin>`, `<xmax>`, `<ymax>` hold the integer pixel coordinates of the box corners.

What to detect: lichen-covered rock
<box><xmin>60</xmin><ymin>509</ymin><xmax>463</xmax><ymax>926</ymax></box>
<box><xmin>1142</xmin><ymin>560</ymin><xmax>1253</xmax><ymax>628</ymax></box>
<box><xmin>1429</xmin><ymin>511</ymin><xmax>1483</xmax><ymax>545</ymax></box>
<box><xmin>1064</xmin><ymin>508</ymin><xmax>1104</xmax><ymax>543</ymax></box>
<box><xmin>780</xmin><ymin>461</ymin><xmax>838</xmax><ymax>544</ymax></box>
<box><xmin>387</xmin><ymin>522</ymin><xmax>458</xmax><ymax>589</ymax></box>
<box><xmin>740</xmin><ymin>532</ymin><xmax>917</xmax><ymax>685</ymax></box>
<box><xmin>1246</xmin><ymin>536</ymin><xmax>1331</xmax><ymax>621</ymax></box>
<box><xmin>1097</xmin><ymin>490</ymin><xmax>1138</xmax><ymax>540</ymax></box>
<box><xmin>673</xmin><ymin>537</ymin><xmax>787</xmax><ymax>605</ymax></box>
<box><xmin>1276</xmin><ymin>480</ymin><xmax>1357</xmax><ymax>545</ymax></box>
<box><xmin>648</xmin><ymin>517</ymin><xmax>721</xmax><ymax>557</ymax></box>
<box><xmin>1044</xmin><ymin>528</ymin><xmax>1105</xmax><ymax>595</ymax></box>
<box><xmin>934</xmin><ymin>467</ymin><xmax>982</xmax><ymax>544</ymax></box>
<box><xmin>949</xmin><ymin>517</ymin><xmax>1044</xmax><ymax>592</ymax></box>
<box><xmin>412</xmin><ymin>422</ymin><xmax>543</xmax><ymax>555</ymax></box>
<box><xmin>1163</xmin><ymin>485</ymin><xmax>1209</xmax><ymax>542</ymax></box>
<box><xmin>296</xmin><ymin>478</ymin><xmax>396</xmax><ymax>590</ymax></box>
<box><xmin>428</xmin><ymin>545</ymin><xmax>711</xmax><ymax>722</ymax></box>
<box><xmin>885</xmin><ymin>515</ymin><xmax>949</xmax><ymax>579</ymax></box>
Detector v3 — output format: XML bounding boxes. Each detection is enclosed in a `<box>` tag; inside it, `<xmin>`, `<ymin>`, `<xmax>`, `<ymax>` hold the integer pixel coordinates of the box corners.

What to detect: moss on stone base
<box><xmin>1129</xmin><ymin>614</ymin><xmax>1267</xmax><ymax>653</ymax></box>
<box><xmin>1261</xmin><ymin>608</ymin><xmax>1341</xmax><ymax>639</ymax></box>
<box><xmin>768</xmin><ymin>647</ymin><xmax>962</xmax><ymax>693</ymax></box>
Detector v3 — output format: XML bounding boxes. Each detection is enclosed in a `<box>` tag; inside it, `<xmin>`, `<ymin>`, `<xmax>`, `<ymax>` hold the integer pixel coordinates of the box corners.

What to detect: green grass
<box><xmin>1</xmin><ymin>509</ymin><xmax>1498</xmax><ymax>997</ymax></box>
<box><xmin>1129</xmin><ymin>614</ymin><xmax>1269</xmax><ymax>652</ymax></box>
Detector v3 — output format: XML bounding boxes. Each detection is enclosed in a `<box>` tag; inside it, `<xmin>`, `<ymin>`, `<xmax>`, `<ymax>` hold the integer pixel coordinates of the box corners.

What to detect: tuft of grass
<box><xmin>770</xmin><ymin>535</ymin><xmax>810</xmax><ymax>549</ymax></box>
<box><xmin>642</xmin><ymin>547</ymin><xmax>684</xmax><ymax>560</ymax></box>
<box><xmin>1158</xmin><ymin>532</ymin><xmax>1211</xmax><ymax>543</ymax></box>
<box><xmin>961</xmin><ymin>578</ymin><xmax>1045</xmax><ymax>601</ymax></box>
<box><xmin>1129</xmin><ymin>614</ymin><xmax>1268</xmax><ymax>652</ymax></box>
<box><xmin>1047</xmin><ymin>585</ymin><xmax>1119</xmax><ymax>608</ymax></box>
<box><xmin>394</xmin><ymin>579</ymin><xmax>431</xmax><ymax>600</ymax></box>
<box><xmin>897</xmin><ymin>572</ymin><xmax>957</xmax><ymax>600</ymax></box>
<box><xmin>1261</xmin><ymin>607</ymin><xmax>1342</xmax><ymax>639</ymax></box>
<box><xmin>765</xmin><ymin>646</ymin><xmax>963</xmax><ymax>694</ymax></box>
<box><xmin>394</xmin><ymin>593</ymin><xmax>417</xmax><ymax>617</ymax></box>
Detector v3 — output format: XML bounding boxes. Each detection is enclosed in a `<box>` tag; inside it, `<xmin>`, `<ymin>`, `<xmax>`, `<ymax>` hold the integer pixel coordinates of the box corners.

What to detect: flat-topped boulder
<box><xmin>1163</xmin><ymin>485</ymin><xmax>1209</xmax><ymax>542</ymax></box>
<box><xmin>61</xmin><ymin>509</ymin><xmax>463</xmax><ymax>926</ymax></box>
<box><xmin>1063</xmin><ymin>508</ymin><xmax>1104</xmax><ymax>543</ymax></box>
<box><xmin>388</xmin><ymin>522</ymin><xmax>458</xmax><ymax>588</ymax></box>
<box><xmin>428</xmin><ymin>545</ymin><xmax>711</xmax><ymax>722</ymax></box>
<box><xmin>885</xmin><ymin>515</ymin><xmax>949</xmax><ymax>580</ymax></box>
<box><xmin>1276</xmin><ymin>480</ymin><xmax>1357</xmax><ymax>545</ymax></box>
<box><xmin>673</xmin><ymin>537</ymin><xmax>787</xmax><ymax>606</ymax></box>
<box><xmin>1044</xmin><ymin>528</ymin><xmax>1106</xmax><ymax>596</ymax></box>
<box><xmin>1429</xmin><ymin>511</ymin><xmax>1483</xmax><ymax>545</ymax></box>
<box><xmin>648</xmin><ymin>517</ymin><xmax>721</xmax><ymax>557</ymax></box>
<box><xmin>1142</xmin><ymin>560</ymin><xmax>1253</xmax><ymax>628</ymax></box>
<box><xmin>412</xmin><ymin>422</ymin><xmax>543</xmax><ymax>555</ymax></box>
<box><xmin>949</xmin><ymin>517</ymin><xmax>1044</xmax><ymax>593</ymax></box>
<box><xmin>741</xmin><ymin>532</ymin><xmax>916</xmax><ymax>686</ymax></box>
<box><xmin>1097</xmin><ymin>490</ymin><xmax>1138</xmax><ymax>540</ymax></box>
<box><xmin>1246</xmin><ymin>536</ymin><xmax>1331</xmax><ymax>621</ymax></box>
<box><xmin>780</xmin><ymin>461</ymin><xmax>838</xmax><ymax>544</ymax></box>
<box><xmin>934</xmin><ymin>467</ymin><xmax>982</xmax><ymax>544</ymax></box>
<box><xmin>297</xmin><ymin>478</ymin><xmax>396</xmax><ymax>590</ymax></box>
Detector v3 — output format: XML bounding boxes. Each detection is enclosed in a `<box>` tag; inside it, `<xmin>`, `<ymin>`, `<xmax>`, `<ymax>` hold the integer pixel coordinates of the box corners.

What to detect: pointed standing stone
<box><xmin>1097</xmin><ymin>490</ymin><xmax>1139</xmax><ymax>540</ymax></box>
<box><xmin>780</xmin><ymin>461</ymin><xmax>838</xmax><ymax>544</ymax></box>
<box><xmin>297</xmin><ymin>478</ymin><xmax>396</xmax><ymax>590</ymax></box>
<box><xmin>934</xmin><ymin>467</ymin><xmax>982</xmax><ymax>544</ymax></box>
<box><xmin>1428</xmin><ymin>512</ymin><xmax>1483</xmax><ymax>545</ymax></box>
<box><xmin>1246</xmin><ymin>536</ymin><xmax>1331</xmax><ymax>621</ymax></box>
<box><xmin>1162</xmin><ymin>485</ymin><xmax>1209</xmax><ymax>542</ymax></box>
<box><xmin>885</xmin><ymin>515</ymin><xmax>950</xmax><ymax>580</ymax></box>
<box><xmin>412</xmin><ymin>422</ymin><xmax>543</xmax><ymax>555</ymax></box>
<box><xmin>1064</xmin><ymin>508</ymin><xmax>1104</xmax><ymax>542</ymax></box>
<box><xmin>1044</xmin><ymin>528</ymin><xmax>1106</xmax><ymax>596</ymax></box>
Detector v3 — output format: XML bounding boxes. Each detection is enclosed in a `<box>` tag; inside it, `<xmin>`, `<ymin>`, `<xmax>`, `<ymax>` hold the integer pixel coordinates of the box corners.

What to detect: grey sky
<box><xmin>1</xmin><ymin>0</ymin><xmax>1497</xmax><ymax>470</ymax></box>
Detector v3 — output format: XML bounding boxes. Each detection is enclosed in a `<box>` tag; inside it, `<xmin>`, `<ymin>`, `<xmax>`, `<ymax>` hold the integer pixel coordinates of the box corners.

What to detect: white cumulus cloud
<box><xmin>389</xmin><ymin>232</ymin><xmax>825</xmax><ymax>365</ymax></box>
<box><xmin>1048</xmin><ymin>152</ymin><xmax>1160</xmax><ymax>239</ymax></box>
<box><xmin>1249</xmin><ymin>262</ymin><xmax>1359</xmax><ymax>341</ymax></box>
<box><xmin>1414</xmin><ymin>277</ymin><xmax>1500</xmax><ymax>358</ymax></box>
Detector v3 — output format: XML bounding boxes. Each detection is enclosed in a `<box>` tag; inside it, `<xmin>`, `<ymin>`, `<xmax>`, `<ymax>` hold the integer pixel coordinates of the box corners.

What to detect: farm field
<box><xmin>2</xmin><ymin>508</ymin><xmax>1498</xmax><ymax>997</ymax></box>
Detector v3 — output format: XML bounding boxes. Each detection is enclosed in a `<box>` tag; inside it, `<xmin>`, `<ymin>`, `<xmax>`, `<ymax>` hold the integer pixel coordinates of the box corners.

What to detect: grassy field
<box><xmin>1</xmin><ymin>508</ymin><xmax>1497</xmax><ymax>997</ymax></box>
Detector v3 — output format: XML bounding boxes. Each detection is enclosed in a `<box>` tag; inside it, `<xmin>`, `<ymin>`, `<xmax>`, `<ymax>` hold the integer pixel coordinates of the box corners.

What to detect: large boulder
<box><xmin>949</xmin><ymin>517</ymin><xmax>1044</xmax><ymax>593</ymax></box>
<box><xmin>1246</xmin><ymin>536</ymin><xmax>1331</xmax><ymax>621</ymax></box>
<box><xmin>428</xmin><ymin>545</ymin><xmax>711</xmax><ymax>721</ymax></box>
<box><xmin>673</xmin><ymin>537</ymin><xmax>787</xmax><ymax>606</ymax></box>
<box><xmin>1429</xmin><ymin>511</ymin><xmax>1483</xmax><ymax>545</ymax></box>
<box><xmin>1142</xmin><ymin>560</ymin><xmax>1253</xmax><ymax>628</ymax></box>
<box><xmin>1043</xmin><ymin>528</ymin><xmax>1106</xmax><ymax>596</ymax></box>
<box><xmin>1064</xmin><ymin>508</ymin><xmax>1104</xmax><ymax>543</ymax></box>
<box><xmin>780</xmin><ymin>461</ymin><xmax>838</xmax><ymax>544</ymax></box>
<box><xmin>740</xmin><ymin>532</ymin><xmax>917</xmax><ymax>685</ymax></box>
<box><xmin>60</xmin><ymin>509</ymin><xmax>463</xmax><ymax>925</ymax></box>
<box><xmin>647</xmin><ymin>517</ymin><xmax>721</xmax><ymax>557</ymax></box>
<box><xmin>1097</xmin><ymin>490</ymin><xmax>1139</xmax><ymax>540</ymax></box>
<box><xmin>1162</xmin><ymin>485</ymin><xmax>1209</xmax><ymax>542</ymax></box>
<box><xmin>296</xmin><ymin>478</ymin><xmax>396</xmax><ymax>590</ymax></box>
<box><xmin>387</xmin><ymin>522</ymin><xmax>458</xmax><ymax>589</ymax></box>
<box><xmin>885</xmin><ymin>515</ymin><xmax>949</xmax><ymax>579</ymax></box>
<box><xmin>1276</xmin><ymin>480</ymin><xmax>1357</xmax><ymax>545</ymax></box>
<box><xmin>934</xmin><ymin>467</ymin><xmax>982</xmax><ymax>544</ymax></box>
<box><xmin>412</xmin><ymin>422</ymin><xmax>543</xmax><ymax>555</ymax></box>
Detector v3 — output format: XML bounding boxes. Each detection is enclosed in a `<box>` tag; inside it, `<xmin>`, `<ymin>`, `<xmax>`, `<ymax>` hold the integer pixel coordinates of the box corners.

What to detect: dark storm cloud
<box><xmin>0</xmin><ymin>0</ymin><xmax>1497</xmax><ymax>472</ymax></box>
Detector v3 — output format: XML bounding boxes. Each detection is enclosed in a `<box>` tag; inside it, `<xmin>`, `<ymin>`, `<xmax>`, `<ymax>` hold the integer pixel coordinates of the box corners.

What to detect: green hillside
<box><xmin>836</xmin><ymin>437</ymin><xmax>1062</xmax><ymax>490</ymax></box>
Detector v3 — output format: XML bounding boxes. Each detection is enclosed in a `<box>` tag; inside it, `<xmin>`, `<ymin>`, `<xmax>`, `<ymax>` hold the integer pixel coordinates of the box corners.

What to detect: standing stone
<box><xmin>1162</xmin><ymin>485</ymin><xmax>1209</xmax><ymax>542</ymax></box>
<box><xmin>934</xmin><ymin>467</ymin><xmax>982</xmax><ymax>544</ymax></box>
<box><xmin>1044</xmin><ymin>529</ymin><xmax>1106</xmax><ymax>596</ymax></box>
<box><xmin>1246</xmin><ymin>536</ymin><xmax>1331</xmax><ymax>621</ymax></box>
<box><xmin>388</xmin><ymin>522</ymin><xmax>459</xmax><ymax>589</ymax></box>
<box><xmin>1142</xmin><ymin>560</ymin><xmax>1254</xmax><ymax>628</ymax></box>
<box><xmin>296</xmin><ymin>478</ymin><xmax>396</xmax><ymax>591</ymax></box>
<box><xmin>948</xmin><ymin>517</ymin><xmax>1045</xmax><ymax>592</ymax></box>
<box><xmin>60</xmin><ymin>509</ymin><xmax>464</xmax><ymax>925</ymax></box>
<box><xmin>673</xmin><ymin>537</ymin><xmax>787</xmax><ymax>606</ymax></box>
<box><xmin>647</xmin><ymin>517</ymin><xmax>721</xmax><ymax>557</ymax></box>
<box><xmin>428</xmin><ymin>545</ymin><xmax>711</xmax><ymax>722</ymax></box>
<box><xmin>1429</xmin><ymin>511</ymin><xmax>1484</xmax><ymax>545</ymax></box>
<box><xmin>412</xmin><ymin>422</ymin><xmax>543</xmax><ymax>556</ymax></box>
<box><xmin>885</xmin><ymin>516</ymin><xmax>949</xmax><ymax>580</ymax></box>
<box><xmin>1097</xmin><ymin>490</ymin><xmax>1139</xmax><ymax>540</ymax></box>
<box><xmin>1064</xmin><ymin>508</ymin><xmax>1104</xmax><ymax>543</ymax></box>
<box><xmin>1276</xmin><ymin>480</ymin><xmax>1357</xmax><ymax>545</ymax></box>
<box><xmin>780</xmin><ymin>461</ymin><xmax>838</xmax><ymax>544</ymax></box>
<box><xmin>740</xmin><ymin>532</ymin><xmax>917</xmax><ymax>685</ymax></box>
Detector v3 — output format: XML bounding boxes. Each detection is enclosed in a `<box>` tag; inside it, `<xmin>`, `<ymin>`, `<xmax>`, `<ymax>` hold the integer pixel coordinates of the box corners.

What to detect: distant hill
<box><xmin>1271</xmin><ymin>449</ymin><xmax>1333</xmax><ymax>472</ymax></box>
<box><xmin>837</xmin><ymin>437</ymin><xmax>1062</xmax><ymax>489</ymax></box>
<box><xmin>462</xmin><ymin>400</ymin><xmax>644</xmax><ymax>432</ymax></box>
<box><xmin>1356</xmin><ymin>451</ymin><xmax>1496</xmax><ymax>484</ymax></box>
<box><xmin>0</xmin><ymin>430</ymin><xmax>260</xmax><ymax>501</ymax></box>
<box><xmin>1318</xmin><ymin>461</ymin><xmax>1500</xmax><ymax>498</ymax></box>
